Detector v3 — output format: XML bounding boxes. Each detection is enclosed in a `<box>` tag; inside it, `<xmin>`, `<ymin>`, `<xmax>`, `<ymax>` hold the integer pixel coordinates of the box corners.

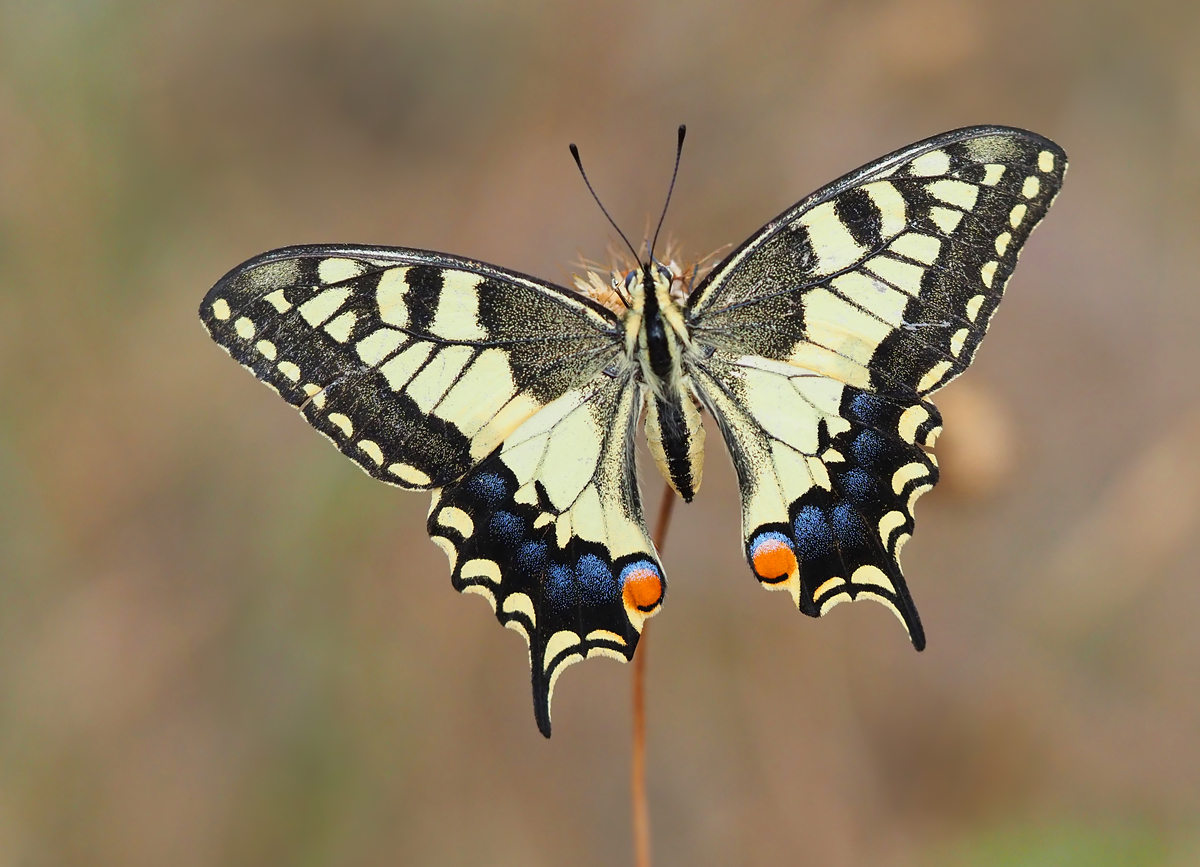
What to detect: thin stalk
<box><xmin>632</xmin><ymin>482</ymin><xmax>676</xmax><ymax>867</ymax></box>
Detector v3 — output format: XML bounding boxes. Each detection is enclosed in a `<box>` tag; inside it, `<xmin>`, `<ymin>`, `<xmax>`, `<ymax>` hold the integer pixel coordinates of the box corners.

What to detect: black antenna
<box><xmin>569</xmin><ymin>143</ymin><xmax>642</xmax><ymax>274</ymax></box>
<box><xmin>650</xmin><ymin>124</ymin><xmax>687</xmax><ymax>263</ymax></box>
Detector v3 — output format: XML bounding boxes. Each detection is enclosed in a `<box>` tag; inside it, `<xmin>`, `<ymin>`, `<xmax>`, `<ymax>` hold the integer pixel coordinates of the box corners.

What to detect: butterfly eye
<box><xmin>624</xmin><ymin>271</ymin><xmax>638</xmax><ymax>290</ymax></box>
<box><xmin>657</xmin><ymin>265</ymin><xmax>673</xmax><ymax>282</ymax></box>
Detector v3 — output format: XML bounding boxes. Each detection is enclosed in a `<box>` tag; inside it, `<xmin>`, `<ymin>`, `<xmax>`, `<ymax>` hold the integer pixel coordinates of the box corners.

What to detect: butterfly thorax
<box><xmin>627</xmin><ymin>264</ymin><xmax>706</xmax><ymax>503</ymax></box>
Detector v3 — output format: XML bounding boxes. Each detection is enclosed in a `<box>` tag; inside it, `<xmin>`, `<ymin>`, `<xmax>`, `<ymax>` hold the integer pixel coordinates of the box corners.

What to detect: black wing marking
<box><xmin>201</xmin><ymin>245</ymin><xmax>621</xmax><ymax>489</ymax></box>
<box><xmin>427</xmin><ymin>369</ymin><xmax>664</xmax><ymax>736</ymax></box>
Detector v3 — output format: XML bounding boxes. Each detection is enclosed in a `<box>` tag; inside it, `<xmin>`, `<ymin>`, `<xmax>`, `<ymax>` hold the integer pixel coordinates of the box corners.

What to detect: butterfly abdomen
<box><xmin>645</xmin><ymin>393</ymin><xmax>704</xmax><ymax>501</ymax></box>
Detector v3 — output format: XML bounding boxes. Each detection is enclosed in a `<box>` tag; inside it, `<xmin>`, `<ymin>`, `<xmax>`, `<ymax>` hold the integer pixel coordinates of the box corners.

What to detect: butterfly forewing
<box><xmin>201</xmin><ymin>246</ymin><xmax>621</xmax><ymax>489</ymax></box>
<box><xmin>688</xmin><ymin>127</ymin><xmax>1066</xmax><ymax>397</ymax></box>
<box><xmin>687</xmin><ymin>126</ymin><xmax>1065</xmax><ymax>640</ymax></box>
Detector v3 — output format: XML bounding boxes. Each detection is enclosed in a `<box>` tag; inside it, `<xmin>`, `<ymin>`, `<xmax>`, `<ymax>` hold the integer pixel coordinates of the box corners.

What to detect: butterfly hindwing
<box><xmin>428</xmin><ymin>369</ymin><xmax>664</xmax><ymax>736</ymax></box>
<box><xmin>691</xmin><ymin>350</ymin><xmax>938</xmax><ymax>644</ymax></box>
<box><xmin>201</xmin><ymin>245</ymin><xmax>621</xmax><ymax>489</ymax></box>
<box><xmin>687</xmin><ymin>126</ymin><xmax>1065</xmax><ymax>639</ymax></box>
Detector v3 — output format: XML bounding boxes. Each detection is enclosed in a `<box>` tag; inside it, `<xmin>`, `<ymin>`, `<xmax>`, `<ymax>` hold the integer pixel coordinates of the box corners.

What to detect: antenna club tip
<box><xmin>678</xmin><ymin>124</ymin><xmax>687</xmax><ymax>141</ymax></box>
<box><xmin>569</xmin><ymin>142</ymin><xmax>581</xmax><ymax>162</ymax></box>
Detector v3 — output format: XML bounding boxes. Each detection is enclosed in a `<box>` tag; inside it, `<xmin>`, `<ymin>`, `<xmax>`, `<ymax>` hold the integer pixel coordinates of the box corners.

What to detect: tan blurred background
<box><xmin>2</xmin><ymin>0</ymin><xmax>1199</xmax><ymax>864</ymax></box>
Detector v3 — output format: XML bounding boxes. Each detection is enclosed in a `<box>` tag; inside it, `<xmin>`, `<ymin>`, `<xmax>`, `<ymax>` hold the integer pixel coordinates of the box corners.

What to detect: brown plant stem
<box><xmin>632</xmin><ymin>482</ymin><xmax>676</xmax><ymax>867</ymax></box>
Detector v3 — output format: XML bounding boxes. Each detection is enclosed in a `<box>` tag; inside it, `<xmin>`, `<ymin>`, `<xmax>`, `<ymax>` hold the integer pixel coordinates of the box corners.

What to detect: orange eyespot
<box><xmin>751</xmin><ymin>533</ymin><xmax>797</xmax><ymax>583</ymax></box>
<box><xmin>620</xmin><ymin>562</ymin><xmax>664</xmax><ymax>612</ymax></box>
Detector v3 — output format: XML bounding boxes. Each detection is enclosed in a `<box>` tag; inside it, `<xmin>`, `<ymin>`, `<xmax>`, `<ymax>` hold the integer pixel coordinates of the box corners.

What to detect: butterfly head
<box><xmin>617</xmin><ymin>261</ymin><xmax>675</xmax><ymax>304</ymax></box>
<box><xmin>617</xmin><ymin>252</ymin><xmax>691</xmax><ymax>308</ymax></box>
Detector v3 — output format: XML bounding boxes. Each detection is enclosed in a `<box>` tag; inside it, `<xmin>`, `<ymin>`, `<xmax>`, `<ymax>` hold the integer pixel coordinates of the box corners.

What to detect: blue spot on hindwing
<box><xmin>542</xmin><ymin>554</ymin><xmax>617</xmax><ymax>610</ymax></box>
<box><xmin>546</xmin><ymin>564</ymin><xmax>577</xmax><ymax>609</ymax></box>
<box><xmin>752</xmin><ymin>530</ymin><xmax>792</xmax><ymax>555</ymax></box>
<box><xmin>468</xmin><ymin>472</ymin><xmax>507</xmax><ymax>506</ymax></box>
<box><xmin>793</xmin><ymin>506</ymin><xmax>835</xmax><ymax>558</ymax></box>
<box><xmin>517</xmin><ymin>541</ymin><xmax>548</xmax><ymax>574</ymax></box>
<box><xmin>619</xmin><ymin>559</ymin><xmax>660</xmax><ymax>586</ymax></box>
<box><xmin>850</xmin><ymin>430</ymin><xmax>889</xmax><ymax>469</ymax></box>
<box><xmin>840</xmin><ymin>468</ymin><xmax>877</xmax><ymax>502</ymax></box>
<box><xmin>575</xmin><ymin>554</ymin><xmax>617</xmax><ymax>603</ymax></box>
<box><xmin>849</xmin><ymin>392</ymin><xmax>889</xmax><ymax>426</ymax></box>
<box><xmin>832</xmin><ymin>504</ymin><xmax>869</xmax><ymax>546</ymax></box>
<box><xmin>489</xmin><ymin>511</ymin><xmax>523</xmax><ymax>547</ymax></box>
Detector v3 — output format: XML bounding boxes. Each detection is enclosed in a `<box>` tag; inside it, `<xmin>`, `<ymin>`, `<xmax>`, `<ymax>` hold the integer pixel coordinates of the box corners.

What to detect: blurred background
<box><xmin>1</xmin><ymin>0</ymin><xmax>1198</xmax><ymax>864</ymax></box>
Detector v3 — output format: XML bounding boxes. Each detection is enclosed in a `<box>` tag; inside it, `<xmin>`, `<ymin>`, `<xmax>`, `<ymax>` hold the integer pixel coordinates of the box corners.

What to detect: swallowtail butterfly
<box><xmin>201</xmin><ymin>126</ymin><xmax>1066</xmax><ymax>736</ymax></box>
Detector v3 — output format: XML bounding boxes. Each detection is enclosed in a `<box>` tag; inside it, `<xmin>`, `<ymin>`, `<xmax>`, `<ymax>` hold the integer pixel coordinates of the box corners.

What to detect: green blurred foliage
<box><xmin>940</xmin><ymin>822</ymin><xmax>1170</xmax><ymax>867</ymax></box>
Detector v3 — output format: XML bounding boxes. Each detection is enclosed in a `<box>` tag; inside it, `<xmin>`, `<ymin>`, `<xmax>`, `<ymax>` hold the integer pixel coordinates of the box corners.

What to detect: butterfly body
<box><xmin>201</xmin><ymin>126</ymin><xmax>1066</xmax><ymax>736</ymax></box>
<box><xmin>628</xmin><ymin>263</ymin><xmax>706</xmax><ymax>502</ymax></box>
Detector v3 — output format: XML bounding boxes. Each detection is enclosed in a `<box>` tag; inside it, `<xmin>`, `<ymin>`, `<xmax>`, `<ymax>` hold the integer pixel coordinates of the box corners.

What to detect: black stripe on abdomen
<box><xmin>655</xmin><ymin>395</ymin><xmax>696</xmax><ymax>502</ymax></box>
